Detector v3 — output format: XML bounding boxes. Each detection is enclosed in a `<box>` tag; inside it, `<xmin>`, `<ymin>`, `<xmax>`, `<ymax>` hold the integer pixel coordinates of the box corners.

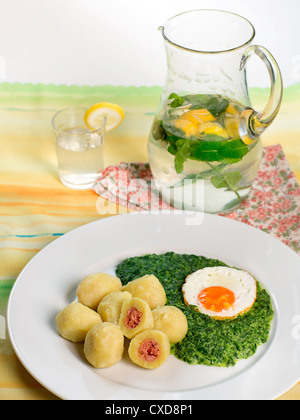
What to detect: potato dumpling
<box><xmin>128</xmin><ymin>329</ymin><xmax>170</xmax><ymax>369</ymax></box>
<box><xmin>77</xmin><ymin>273</ymin><xmax>122</xmax><ymax>310</ymax></box>
<box><xmin>97</xmin><ymin>291</ymin><xmax>132</xmax><ymax>324</ymax></box>
<box><xmin>118</xmin><ymin>297</ymin><xmax>154</xmax><ymax>339</ymax></box>
<box><xmin>152</xmin><ymin>306</ymin><xmax>188</xmax><ymax>344</ymax></box>
<box><xmin>56</xmin><ymin>301</ymin><xmax>102</xmax><ymax>343</ymax></box>
<box><xmin>121</xmin><ymin>274</ymin><xmax>166</xmax><ymax>310</ymax></box>
<box><xmin>84</xmin><ymin>322</ymin><xmax>124</xmax><ymax>368</ymax></box>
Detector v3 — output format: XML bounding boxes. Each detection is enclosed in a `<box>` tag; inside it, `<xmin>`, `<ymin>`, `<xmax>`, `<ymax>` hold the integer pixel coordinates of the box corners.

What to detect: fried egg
<box><xmin>182</xmin><ymin>266</ymin><xmax>257</xmax><ymax>320</ymax></box>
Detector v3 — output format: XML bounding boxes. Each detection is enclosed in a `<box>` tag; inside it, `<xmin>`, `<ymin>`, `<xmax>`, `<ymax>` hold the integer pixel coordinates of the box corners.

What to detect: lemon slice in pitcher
<box><xmin>84</xmin><ymin>102</ymin><xmax>125</xmax><ymax>131</ymax></box>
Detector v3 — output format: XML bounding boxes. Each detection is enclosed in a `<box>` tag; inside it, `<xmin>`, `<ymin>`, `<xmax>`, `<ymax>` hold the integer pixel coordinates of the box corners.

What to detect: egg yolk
<box><xmin>198</xmin><ymin>287</ymin><xmax>235</xmax><ymax>313</ymax></box>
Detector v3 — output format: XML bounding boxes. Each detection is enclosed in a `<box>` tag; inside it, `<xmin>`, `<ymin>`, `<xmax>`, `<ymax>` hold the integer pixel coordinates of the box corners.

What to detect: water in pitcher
<box><xmin>56</xmin><ymin>127</ymin><xmax>104</xmax><ymax>189</ymax></box>
<box><xmin>148</xmin><ymin>93</ymin><xmax>263</xmax><ymax>213</ymax></box>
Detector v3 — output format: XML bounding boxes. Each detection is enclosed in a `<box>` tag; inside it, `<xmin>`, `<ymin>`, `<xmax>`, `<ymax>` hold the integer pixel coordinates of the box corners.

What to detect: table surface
<box><xmin>1</xmin><ymin>82</ymin><xmax>300</xmax><ymax>400</ymax></box>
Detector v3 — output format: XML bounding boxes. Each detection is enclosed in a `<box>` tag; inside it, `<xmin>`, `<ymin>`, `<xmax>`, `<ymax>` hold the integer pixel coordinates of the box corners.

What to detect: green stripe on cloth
<box><xmin>0</xmin><ymin>279</ymin><xmax>15</xmax><ymax>301</ymax></box>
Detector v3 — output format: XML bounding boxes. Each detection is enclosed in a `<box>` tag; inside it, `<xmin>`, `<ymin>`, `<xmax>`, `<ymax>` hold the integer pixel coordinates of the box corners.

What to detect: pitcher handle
<box><xmin>240</xmin><ymin>45</ymin><xmax>283</xmax><ymax>142</ymax></box>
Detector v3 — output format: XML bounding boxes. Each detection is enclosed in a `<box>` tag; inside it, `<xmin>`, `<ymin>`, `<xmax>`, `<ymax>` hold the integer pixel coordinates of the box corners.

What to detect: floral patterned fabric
<box><xmin>93</xmin><ymin>144</ymin><xmax>300</xmax><ymax>254</ymax></box>
<box><xmin>223</xmin><ymin>145</ymin><xmax>300</xmax><ymax>254</ymax></box>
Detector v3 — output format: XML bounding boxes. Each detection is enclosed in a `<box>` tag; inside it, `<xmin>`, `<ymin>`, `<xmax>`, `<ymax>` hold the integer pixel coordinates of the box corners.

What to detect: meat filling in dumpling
<box><xmin>128</xmin><ymin>329</ymin><xmax>170</xmax><ymax>369</ymax></box>
<box><xmin>124</xmin><ymin>307</ymin><xmax>143</xmax><ymax>329</ymax></box>
<box><xmin>139</xmin><ymin>338</ymin><xmax>160</xmax><ymax>362</ymax></box>
<box><xmin>119</xmin><ymin>297</ymin><xmax>154</xmax><ymax>339</ymax></box>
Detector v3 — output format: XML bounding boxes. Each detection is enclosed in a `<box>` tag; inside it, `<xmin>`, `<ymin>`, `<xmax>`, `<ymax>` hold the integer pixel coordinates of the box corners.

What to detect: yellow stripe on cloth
<box><xmin>0</xmin><ymin>354</ymin><xmax>59</xmax><ymax>399</ymax></box>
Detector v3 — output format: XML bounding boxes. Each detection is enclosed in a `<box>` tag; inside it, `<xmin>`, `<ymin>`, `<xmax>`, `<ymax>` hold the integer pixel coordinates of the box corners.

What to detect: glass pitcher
<box><xmin>148</xmin><ymin>10</ymin><xmax>283</xmax><ymax>213</ymax></box>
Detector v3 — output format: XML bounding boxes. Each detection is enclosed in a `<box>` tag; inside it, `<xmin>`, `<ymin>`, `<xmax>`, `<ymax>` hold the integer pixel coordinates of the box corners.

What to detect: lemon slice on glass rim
<box><xmin>84</xmin><ymin>102</ymin><xmax>125</xmax><ymax>132</ymax></box>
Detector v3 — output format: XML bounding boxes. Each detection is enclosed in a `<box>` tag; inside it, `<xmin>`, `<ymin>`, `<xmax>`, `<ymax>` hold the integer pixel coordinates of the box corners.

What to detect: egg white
<box><xmin>182</xmin><ymin>266</ymin><xmax>257</xmax><ymax>320</ymax></box>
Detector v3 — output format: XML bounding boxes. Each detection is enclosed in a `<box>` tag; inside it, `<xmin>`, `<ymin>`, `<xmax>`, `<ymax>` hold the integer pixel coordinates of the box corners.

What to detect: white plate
<box><xmin>7</xmin><ymin>212</ymin><xmax>300</xmax><ymax>400</ymax></box>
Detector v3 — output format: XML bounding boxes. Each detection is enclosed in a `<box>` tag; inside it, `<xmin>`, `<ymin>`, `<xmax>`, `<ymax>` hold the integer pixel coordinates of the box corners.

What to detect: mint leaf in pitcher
<box><xmin>183</xmin><ymin>94</ymin><xmax>211</xmax><ymax>109</ymax></box>
<box><xmin>210</xmin><ymin>170</ymin><xmax>243</xmax><ymax>199</ymax></box>
<box><xmin>190</xmin><ymin>141</ymin><xmax>225</xmax><ymax>162</ymax></box>
<box><xmin>207</xmin><ymin>96</ymin><xmax>229</xmax><ymax>117</ymax></box>
<box><xmin>174</xmin><ymin>139</ymin><xmax>191</xmax><ymax>174</ymax></box>
<box><xmin>168</xmin><ymin>93</ymin><xmax>185</xmax><ymax>108</ymax></box>
<box><xmin>202</xmin><ymin>133</ymin><xmax>229</xmax><ymax>142</ymax></box>
<box><xmin>219</xmin><ymin>138</ymin><xmax>248</xmax><ymax>159</ymax></box>
<box><xmin>211</xmin><ymin>171</ymin><xmax>242</xmax><ymax>190</ymax></box>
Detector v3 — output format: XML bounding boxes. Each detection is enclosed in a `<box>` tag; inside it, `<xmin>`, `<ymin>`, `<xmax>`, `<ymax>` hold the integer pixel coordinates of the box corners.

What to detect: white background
<box><xmin>0</xmin><ymin>0</ymin><xmax>299</xmax><ymax>87</ymax></box>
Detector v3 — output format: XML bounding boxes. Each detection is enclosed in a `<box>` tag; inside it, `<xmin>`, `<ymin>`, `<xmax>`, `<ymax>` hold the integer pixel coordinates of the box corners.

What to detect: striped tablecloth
<box><xmin>1</xmin><ymin>82</ymin><xmax>300</xmax><ymax>400</ymax></box>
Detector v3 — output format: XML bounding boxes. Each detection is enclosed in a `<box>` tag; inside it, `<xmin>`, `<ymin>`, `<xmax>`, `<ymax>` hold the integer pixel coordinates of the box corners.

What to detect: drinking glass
<box><xmin>52</xmin><ymin>107</ymin><xmax>106</xmax><ymax>190</ymax></box>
